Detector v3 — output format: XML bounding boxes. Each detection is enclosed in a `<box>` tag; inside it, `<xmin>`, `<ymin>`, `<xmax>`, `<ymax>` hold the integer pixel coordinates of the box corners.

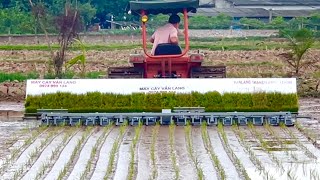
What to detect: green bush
<box><xmin>25</xmin><ymin>92</ymin><xmax>299</xmax><ymax>113</ymax></box>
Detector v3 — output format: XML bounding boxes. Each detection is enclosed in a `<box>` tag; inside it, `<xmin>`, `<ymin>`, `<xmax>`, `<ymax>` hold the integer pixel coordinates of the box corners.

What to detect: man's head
<box><xmin>168</xmin><ymin>14</ymin><xmax>180</xmax><ymax>27</ymax></box>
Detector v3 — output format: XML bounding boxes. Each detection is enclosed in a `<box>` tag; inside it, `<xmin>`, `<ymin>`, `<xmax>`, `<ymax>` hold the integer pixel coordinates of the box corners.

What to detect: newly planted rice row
<box><xmin>80</xmin><ymin>125</ymin><xmax>113</xmax><ymax>180</ymax></box>
<box><xmin>0</xmin><ymin>126</ymin><xmax>48</xmax><ymax>175</ymax></box>
<box><xmin>150</xmin><ymin>124</ymin><xmax>160</xmax><ymax>179</ymax></box>
<box><xmin>57</xmin><ymin>127</ymin><xmax>94</xmax><ymax>180</ymax></box>
<box><xmin>217</xmin><ymin>123</ymin><xmax>251</xmax><ymax>180</ymax></box>
<box><xmin>104</xmin><ymin>123</ymin><xmax>127</xmax><ymax>180</ymax></box>
<box><xmin>185</xmin><ymin>124</ymin><xmax>205</xmax><ymax>180</ymax></box>
<box><xmin>247</xmin><ymin>123</ymin><xmax>285</xmax><ymax>172</ymax></box>
<box><xmin>2</xmin><ymin>124</ymin><xmax>320</xmax><ymax>180</ymax></box>
<box><xmin>128</xmin><ymin>124</ymin><xmax>142</xmax><ymax>180</ymax></box>
<box><xmin>201</xmin><ymin>124</ymin><xmax>226</xmax><ymax>180</ymax></box>
<box><xmin>169</xmin><ymin>123</ymin><xmax>180</xmax><ymax>180</ymax></box>
<box><xmin>232</xmin><ymin>125</ymin><xmax>277</xmax><ymax>180</ymax></box>
<box><xmin>32</xmin><ymin>127</ymin><xmax>79</xmax><ymax>180</ymax></box>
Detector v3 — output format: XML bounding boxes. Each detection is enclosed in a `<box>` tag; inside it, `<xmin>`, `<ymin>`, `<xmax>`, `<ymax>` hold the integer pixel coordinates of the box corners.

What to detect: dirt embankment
<box><xmin>0</xmin><ymin>82</ymin><xmax>25</xmax><ymax>102</ymax></box>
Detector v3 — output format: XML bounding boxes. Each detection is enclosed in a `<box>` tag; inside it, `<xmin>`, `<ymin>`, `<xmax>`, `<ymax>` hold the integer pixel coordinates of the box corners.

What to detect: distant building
<box><xmin>214</xmin><ymin>0</ymin><xmax>320</xmax><ymax>10</ymax></box>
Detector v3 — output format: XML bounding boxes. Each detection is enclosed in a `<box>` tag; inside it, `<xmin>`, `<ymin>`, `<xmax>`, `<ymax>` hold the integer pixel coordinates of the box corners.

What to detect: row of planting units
<box><xmin>25</xmin><ymin>92</ymin><xmax>298</xmax><ymax>113</ymax></box>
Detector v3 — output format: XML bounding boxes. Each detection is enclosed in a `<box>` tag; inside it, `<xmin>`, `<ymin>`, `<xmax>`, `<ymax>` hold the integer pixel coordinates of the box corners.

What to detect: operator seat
<box><xmin>154</xmin><ymin>43</ymin><xmax>182</xmax><ymax>55</ymax></box>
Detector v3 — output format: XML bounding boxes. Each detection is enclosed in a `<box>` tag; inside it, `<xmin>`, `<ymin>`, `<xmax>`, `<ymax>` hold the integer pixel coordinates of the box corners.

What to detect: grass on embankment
<box><xmin>1</xmin><ymin>40</ymin><xmax>319</xmax><ymax>51</ymax></box>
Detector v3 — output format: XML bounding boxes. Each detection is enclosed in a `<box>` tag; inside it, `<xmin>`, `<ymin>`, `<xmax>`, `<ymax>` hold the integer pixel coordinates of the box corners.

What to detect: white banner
<box><xmin>26</xmin><ymin>78</ymin><xmax>297</xmax><ymax>96</ymax></box>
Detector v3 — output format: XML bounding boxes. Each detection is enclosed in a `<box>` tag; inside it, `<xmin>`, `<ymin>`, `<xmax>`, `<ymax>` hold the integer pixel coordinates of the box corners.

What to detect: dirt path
<box><xmin>224</xmin><ymin>127</ymin><xmax>263</xmax><ymax>180</ymax></box>
<box><xmin>113</xmin><ymin>126</ymin><xmax>135</xmax><ymax>180</ymax></box>
<box><xmin>207</xmin><ymin>127</ymin><xmax>240</xmax><ymax>180</ymax></box>
<box><xmin>136</xmin><ymin>126</ymin><xmax>153</xmax><ymax>180</ymax></box>
<box><xmin>90</xmin><ymin>128</ymin><xmax>120</xmax><ymax>180</ymax></box>
<box><xmin>66</xmin><ymin>129</ymin><xmax>104</xmax><ymax>180</ymax></box>
<box><xmin>174</xmin><ymin>126</ymin><xmax>197</xmax><ymax>180</ymax></box>
<box><xmin>191</xmin><ymin>127</ymin><xmax>218</xmax><ymax>180</ymax></box>
<box><xmin>156</xmin><ymin>126</ymin><xmax>175</xmax><ymax>180</ymax></box>
<box><xmin>44</xmin><ymin>130</ymin><xmax>84</xmax><ymax>180</ymax></box>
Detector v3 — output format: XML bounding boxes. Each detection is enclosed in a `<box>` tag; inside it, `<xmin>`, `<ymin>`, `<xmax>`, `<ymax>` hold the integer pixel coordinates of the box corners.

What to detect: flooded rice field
<box><xmin>0</xmin><ymin>99</ymin><xmax>319</xmax><ymax>180</ymax></box>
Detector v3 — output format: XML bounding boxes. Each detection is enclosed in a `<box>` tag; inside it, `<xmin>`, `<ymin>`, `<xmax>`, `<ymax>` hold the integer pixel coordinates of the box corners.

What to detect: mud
<box><xmin>136</xmin><ymin>126</ymin><xmax>153</xmax><ymax>180</ymax></box>
<box><xmin>174</xmin><ymin>126</ymin><xmax>197</xmax><ymax>180</ymax></box>
<box><xmin>113</xmin><ymin>127</ymin><xmax>134</xmax><ymax>180</ymax></box>
<box><xmin>45</xmin><ymin>130</ymin><xmax>84</xmax><ymax>180</ymax></box>
<box><xmin>191</xmin><ymin>127</ymin><xmax>218</xmax><ymax>180</ymax></box>
<box><xmin>156</xmin><ymin>126</ymin><xmax>175</xmax><ymax>180</ymax></box>
<box><xmin>90</xmin><ymin>128</ymin><xmax>119</xmax><ymax>180</ymax></box>
<box><xmin>224</xmin><ymin>127</ymin><xmax>263</xmax><ymax>180</ymax></box>
<box><xmin>67</xmin><ymin>129</ymin><xmax>104</xmax><ymax>180</ymax></box>
<box><xmin>207</xmin><ymin>127</ymin><xmax>240</xmax><ymax>180</ymax></box>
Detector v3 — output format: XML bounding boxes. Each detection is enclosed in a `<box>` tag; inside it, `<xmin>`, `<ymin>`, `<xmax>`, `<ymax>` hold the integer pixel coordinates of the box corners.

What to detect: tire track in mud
<box><xmin>281</xmin><ymin>126</ymin><xmax>320</xmax><ymax>160</ymax></box>
<box><xmin>156</xmin><ymin>126</ymin><xmax>175</xmax><ymax>180</ymax></box>
<box><xmin>136</xmin><ymin>126</ymin><xmax>153</xmax><ymax>180</ymax></box>
<box><xmin>224</xmin><ymin>127</ymin><xmax>263</xmax><ymax>180</ymax></box>
<box><xmin>175</xmin><ymin>126</ymin><xmax>197</xmax><ymax>180</ymax></box>
<box><xmin>268</xmin><ymin>126</ymin><xmax>320</xmax><ymax>179</ymax></box>
<box><xmin>113</xmin><ymin>126</ymin><xmax>135</xmax><ymax>180</ymax></box>
<box><xmin>2</xmin><ymin>128</ymin><xmax>54</xmax><ymax>180</ymax></box>
<box><xmin>207</xmin><ymin>127</ymin><xmax>240</xmax><ymax>180</ymax></box>
<box><xmin>191</xmin><ymin>127</ymin><xmax>218</xmax><ymax>180</ymax></box>
<box><xmin>44</xmin><ymin>130</ymin><xmax>84</xmax><ymax>180</ymax></box>
<box><xmin>66</xmin><ymin>128</ymin><xmax>104</xmax><ymax>180</ymax></box>
<box><xmin>290</xmin><ymin>127</ymin><xmax>320</xmax><ymax>158</ymax></box>
<box><xmin>236</xmin><ymin>126</ymin><xmax>284</xmax><ymax>179</ymax></box>
<box><xmin>90</xmin><ymin>127</ymin><xmax>120</xmax><ymax>180</ymax></box>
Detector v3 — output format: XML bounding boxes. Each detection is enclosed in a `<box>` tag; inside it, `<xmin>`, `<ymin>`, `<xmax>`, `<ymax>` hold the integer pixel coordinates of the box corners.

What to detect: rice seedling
<box><xmin>185</xmin><ymin>124</ymin><xmax>204</xmax><ymax>180</ymax></box>
<box><xmin>280</xmin><ymin>124</ymin><xmax>317</xmax><ymax>159</ymax></box>
<box><xmin>57</xmin><ymin>127</ymin><xmax>93</xmax><ymax>180</ymax></box>
<box><xmin>248</xmin><ymin>123</ymin><xmax>284</xmax><ymax>172</ymax></box>
<box><xmin>128</xmin><ymin>124</ymin><xmax>142</xmax><ymax>180</ymax></box>
<box><xmin>80</xmin><ymin>125</ymin><xmax>113</xmax><ymax>180</ymax></box>
<box><xmin>169</xmin><ymin>122</ymin><xmax>180</xmax><ymax>180</ymax></box>
<box><xmin>104</xmin><ymin>121</ymin><xmax>127</xmax><ymax>180</ymax></box>
<box><xmin>150</xmin><ymin>122</ymin><xmax>160</xmax><ymax>179</ymax></box>
<box><xmin>217</xmin><ymin>123</ymin><xmax>250</xmax><ymax>180</ymax></box>
<box><xmin>201</xmin><ymin>122</ymin><xmax>226</xmax><ymax>180</ymax></box>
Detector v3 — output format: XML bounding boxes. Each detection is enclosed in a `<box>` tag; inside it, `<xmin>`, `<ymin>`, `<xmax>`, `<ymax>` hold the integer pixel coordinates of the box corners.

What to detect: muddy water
<box><xmin>45</xmin><ymin>130</ymin><xmax>84</xmax><ymax>180</ymax></box>
<box><xmin>21</xmin><ymin>132</ymin><xmax>65</xmax><ymax>180</ymax></box>
<box><xmin>224</xmin><ymin>127</ymin><xmax>263</xmax><ymax>180</ymax></box>
<box><xmin>67</xmin><ymin>129</ymin><xmax>104</xmax><ymax>180</ymax></box>
<box><xmin>2</xmin><ymin>130</ymin><xmax>49</xmax><ymax>180</ymax></box>
<box><xmin>207</xmin><ymin>127</ymin><xmax>240</xmax><ymax>180</ymax></box>
<box><xmin>174</xmin><ymin>126</ymin><xmax>197</xmax><ymax>180</ymax></box>
<box><xmin>191</xmin><ymin>127</ymin><xmax>218</xmax><ymax>180</ymax></box>
<box><xmin>156</xmin><ymin>126</ymin><xmax>175</xmax><ymax>180</ymax></box>
<box><xmin>90</xmin><ymin>128</ymin><xmax>120</xmax><ymax>180</ymax></box>
<box><xmin>238</xmin><ymin>126</ymin><xmax>284</xmax><ymax>179</ymax></box>
<box><xmin>136</xmin><ymin>126</ymin><xmax>153</xmax><ymax>180</ymax></box>
<box><xmin>113</xmin><ymin>126</ymin><xmax>134</xmax><ymax>180</ymax></box>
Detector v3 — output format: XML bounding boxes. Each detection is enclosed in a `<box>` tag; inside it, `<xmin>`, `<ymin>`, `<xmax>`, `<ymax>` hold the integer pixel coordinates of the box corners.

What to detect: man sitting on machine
<box><xmin>150</xmin><ymin>14</ymin><xmax>183</xmax><ymax>56</ymax></box>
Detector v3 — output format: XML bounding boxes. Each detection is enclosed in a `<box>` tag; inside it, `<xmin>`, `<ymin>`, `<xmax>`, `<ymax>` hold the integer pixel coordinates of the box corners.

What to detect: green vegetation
<box><xmin>0</xmin><ymin>72</ymin><xmax>39</xmax><ymax>83</ymax></box>
<box><xmin>25</xmin><ymin>92</ymin><xmax>299</xmax><ymax>113</ymax></box>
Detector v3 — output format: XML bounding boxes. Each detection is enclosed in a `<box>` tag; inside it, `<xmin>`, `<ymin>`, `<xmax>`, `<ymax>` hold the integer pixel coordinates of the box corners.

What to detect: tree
<box><xmin>269</xmin><ymin>16</ymin><xmax>288</xmax><ymax>29</ymax></box>
<box><xmin>279</xmin><ymin>28</ymin><xmax>318</xmax><ymax>76</ymax></box>
<box><xmin>29</xmin><ymin>0</ymin><xmax>82</xmax><ymax>78</ymax></box>
<box><xmin>239</xmin><ymin>18</ymin><xmax>266</xmax><ymax>29</ymax></box>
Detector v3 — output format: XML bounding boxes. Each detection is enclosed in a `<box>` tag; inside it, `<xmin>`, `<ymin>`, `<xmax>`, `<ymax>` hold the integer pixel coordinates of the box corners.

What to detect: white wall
<box><xmin>215</xmin><ymin>0</ymin><xmax>232</xmax><ymax>8</ymax></box>
<box><xmin>199</xmin><ymin>0</ymin><xmax>214</xmax><ymax>6</ymax></box>
<box><xmin>233</xmin><ymin>5</ymin><xmax>320</xmax><ymax>10</ymax></box>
